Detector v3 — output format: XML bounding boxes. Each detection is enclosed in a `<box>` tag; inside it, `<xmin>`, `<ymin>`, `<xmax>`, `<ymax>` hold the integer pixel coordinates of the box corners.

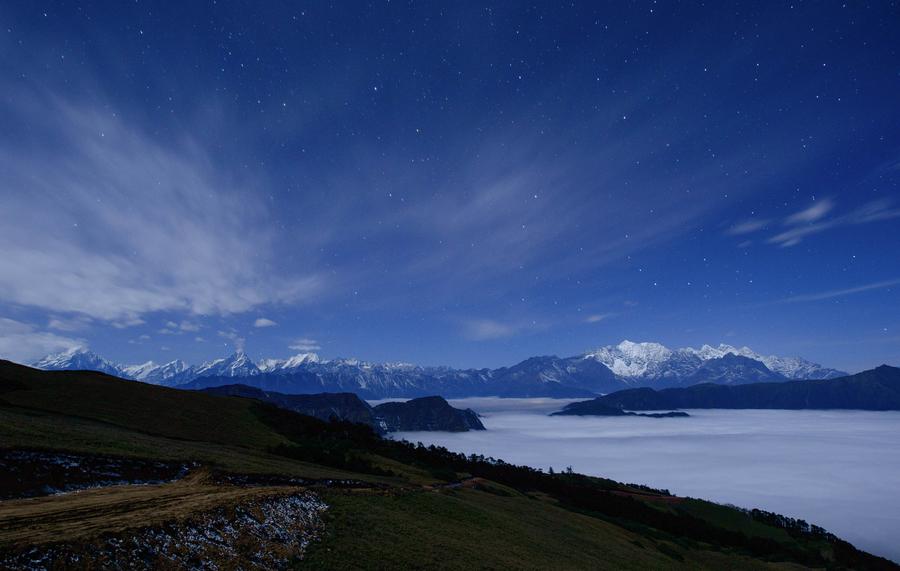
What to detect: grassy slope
<box><xmin>0</xmin><ymin>363</ymin><xmax>284</xmax><ymax>449</ymax></box>
<box><xmin>677</xmin><ymin>499</ymin><xmax>793</xmax><ymax>543</ymax></box>
<box><xmin>0</xmin><ymin>360</ymin><xmax>406</xmax><ymax>482</ymax></box>
<box><xmin>0</xmin><ymin>406</ymin><xmax>364</xmax><ymax>479</ymax></box>
<box><xmin>301</xmin><ymin>489</ymin><xmax>805</xmax><ymax>571</ymax></box>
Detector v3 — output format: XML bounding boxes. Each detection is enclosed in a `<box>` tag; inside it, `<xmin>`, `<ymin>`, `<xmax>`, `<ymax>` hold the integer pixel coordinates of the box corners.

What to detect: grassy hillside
<box><xmin>301</xmin><ymin>489</ymin><xmax>807</xmax><ymax>570</ymax></box>
<box><xmin>0</xmin><ymin>360</ymin><xmax>896</xmax><ymax>570</ymax></box>
<box><xmin>0</xmin><ymin>360</ymin><xmax>287</xmax><ymax>449</ymax></box>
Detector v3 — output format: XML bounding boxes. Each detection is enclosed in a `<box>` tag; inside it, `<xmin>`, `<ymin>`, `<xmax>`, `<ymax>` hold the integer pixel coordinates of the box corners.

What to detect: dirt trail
<box><xmin>0</xmin><ymin>469</ymin><xmax>305</xmax><ymax>547</ymax></box>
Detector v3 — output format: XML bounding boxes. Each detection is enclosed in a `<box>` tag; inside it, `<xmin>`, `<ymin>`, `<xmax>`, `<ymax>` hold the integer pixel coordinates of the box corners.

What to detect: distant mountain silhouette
<box><xmin>563</xmin><ymin>365</ymin><xmax>900</xmax><ymax>412</ymax></box>
<box><xmin>201</xmin><ymin>384</ymin><xmax>484</xmax><ymax>432</ymax></box>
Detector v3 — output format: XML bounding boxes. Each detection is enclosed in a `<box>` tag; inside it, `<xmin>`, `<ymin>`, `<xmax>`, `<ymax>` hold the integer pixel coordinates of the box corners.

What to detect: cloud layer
<box><xmin>0</xmin><ymin>93</ymin><xmax>322</xmax><ymax>325</ymax></box>
<box><xmin>0</xmin><ymin>318</ymin><xmax>83</xmax><ymax>362</ymax></box>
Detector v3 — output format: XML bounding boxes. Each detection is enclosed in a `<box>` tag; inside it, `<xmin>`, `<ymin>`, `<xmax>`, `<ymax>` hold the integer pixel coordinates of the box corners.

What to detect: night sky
<box><xmin>1</xmin><ymin>2</ymin><xmax>899</xmax><ymax>372</ymax></box>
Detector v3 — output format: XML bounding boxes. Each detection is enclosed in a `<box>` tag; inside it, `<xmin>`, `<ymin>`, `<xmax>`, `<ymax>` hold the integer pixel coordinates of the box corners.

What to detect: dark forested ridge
<box><xmin>201</xmin><ymin>385</ymin><xmax>379</xmax><ymax>428</ymax></box>
<box><xmin>576</xmin><ymin>365</ymin><xmax>900</xmax><ymax>411</ymax></box>
<box><xmin>372</xmin><ymin>396</ymin><xmax>484</xmax><ymax>431</ymax></box>
<box><xmin>201</xmin><ymin>384</ymin><xmax>484</xmax><ymax>433</ymax></box>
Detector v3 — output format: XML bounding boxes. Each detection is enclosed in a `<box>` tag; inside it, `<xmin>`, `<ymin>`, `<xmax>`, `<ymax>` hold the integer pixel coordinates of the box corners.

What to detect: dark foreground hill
<box><xmin>201</xmin><ymin>384</ymin><xmax>485</xmax><ymax>433</ymax></box>
<box><xmin>576</xmin><ymin>365</ymin><xmax>900</xmax><ymax>412</ymax></box>
<box><xmin>0</xmin><ymin>360</ymin><xmax>895</xmax><ymax>570</ymax></box>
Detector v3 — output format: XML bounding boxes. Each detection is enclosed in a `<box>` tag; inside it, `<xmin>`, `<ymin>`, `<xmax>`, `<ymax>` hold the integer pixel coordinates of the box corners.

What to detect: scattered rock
<box><xmin>0</xmin><ymin>492</ymin><xmax>328</xmax><ymax>570</ymax></box>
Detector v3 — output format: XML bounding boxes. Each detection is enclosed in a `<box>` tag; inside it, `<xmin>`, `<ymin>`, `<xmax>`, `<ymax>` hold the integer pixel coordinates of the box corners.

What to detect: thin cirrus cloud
<box><xmin>0</xmin><ymin>90</ymin><xmax>324</xmax><ymax>326</ymax></box>
<box><xmin>253</xmin><ymin>318</ymin><xmax>278</xmax><ymax>328</ymax></box>
<box><xmin>158</xmin><ymin>321</ymin><xmax>201</xmax><ymax>335</ymax></box>
<box><xmin>462</xmin><ymin>319</ymin><xmax>518</xmax><ymax>341</ymax></box>
<box><xmin>777</xmin><ymin>278</ymin><xmax>900</xmax><ymax>304</ymax></box>
<box><xmin>47</xmin><ymin>316</ymin><xmax>92</xmax><ymax>332</ymax></box>
<box><xmin>289</xmin><ymin>338</ymin><xmax>321</xmax><ymax>352</ymax></box>
<box><xmin>726</xmin><ymin>218</ymin><xmax>770</xmax><ymax>236</ymax></box>
<box><xmin>770</xmin><ymin>199</ymin><xmax>900</xmax><ymax>247</ymax></box>
<box><xmin>784</xmin><ymin>198</ymin><xmax>834</xmax><ymax>225</ymax></box>
<box><xmin>727</xmin><ymin>198</ymin><xmax>900</xmax><ymax>247</ymax></box>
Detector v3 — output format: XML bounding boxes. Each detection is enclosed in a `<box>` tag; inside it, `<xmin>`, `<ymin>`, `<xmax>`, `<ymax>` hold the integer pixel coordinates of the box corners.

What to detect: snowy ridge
<box><xmin>585</xmin><ymin>340</ymin><xmax>846</xmax><ymax>381</ymax></box>
<box><xmin>28</xmin><ymin>339</ymin><xmax>848</xmax><ymax>396</ymax></box>
<box><xmin>193</xmin><ymin>351</ymin><xmax>260</xmax><ymax>379</ymax></box>
<box><xmin>32</xmin><ymin>347</ymin><xmax>122</xmax><ymax>378</ymax></box>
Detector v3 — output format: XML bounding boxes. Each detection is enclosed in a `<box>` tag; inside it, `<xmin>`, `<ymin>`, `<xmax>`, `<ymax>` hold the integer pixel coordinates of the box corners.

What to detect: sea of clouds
<box><xmin>391</xmin><ymin>398</ymin><xmax>900</xmax><ymax>562</ymax></box>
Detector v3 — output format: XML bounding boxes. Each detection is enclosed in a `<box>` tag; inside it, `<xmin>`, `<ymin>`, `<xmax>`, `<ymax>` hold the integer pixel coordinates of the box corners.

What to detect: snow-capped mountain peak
<box><xmin>194</xmin><ymin>351</ymin><xmax>260</xmax><ymax>378</ymax></box>
<box><xmin>258</xmin><ymin>352</ymin><xmax>321</xmax><ymax>373</ymax></box>
<box><xmin>282</xmin><ymin>352</ymin><xmax>321</xmax><ymax>368</ymax></box>
<box><xmin>584</xmin><ymin>340</ymin><xmax>846</xmax><ymax>381</ymax></box>
<box><xmin>121</xmin><ymin>359</ymin><xmax>192</xmax><ymax>384</ymax></box>
<box><xmin>122</xmin><ymin>361</ymin><xmax>159</xmax><ymax>380</ymax></box>
<box><xmin>32</xmin><ymin>347</ymin><xmax>123</xmax><ymax>377</ymax></box>
<box><xmin>682</xmin><ymin>343</ymin><xmax>844</xmax><ymax>380</ymax></box>
<box><xmin>584</xmin><ymin>340</ymin><xmax>675</xmax><ymax>378</ymax></box>
<box><xmin>688</xmin><ymin>343</ymin><xmax>755</xmax><ymax>361</ymax></box>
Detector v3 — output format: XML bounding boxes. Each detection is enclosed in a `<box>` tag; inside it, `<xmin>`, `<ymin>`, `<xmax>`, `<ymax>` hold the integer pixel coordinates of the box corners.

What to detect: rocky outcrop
<box><xmin>0</xmin><ymin>492</ymin><xmax>327</xmax><ymax>570</ymax></box>
<box><xmin>373</xmin><ymin>396</ymin><xmax>485</xmax><ymax>432</ymax></box>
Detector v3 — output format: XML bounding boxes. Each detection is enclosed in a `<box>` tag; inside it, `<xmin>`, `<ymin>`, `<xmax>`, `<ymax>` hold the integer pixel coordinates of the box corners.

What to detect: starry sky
<box><xmin>1</xmin><ymin>1</ymin><xmax>899</xmax><ymax>372</ymax></box>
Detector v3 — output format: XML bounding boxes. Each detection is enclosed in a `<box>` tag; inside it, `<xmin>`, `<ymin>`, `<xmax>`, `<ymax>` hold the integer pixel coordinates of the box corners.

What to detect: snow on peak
<box><xmin>682</xmin><ymin>344</ymin><xmax>844</xmax><ymax>379</ymax></box>
<box><xmin>282</xmin><ymin>352</ymin><xmax>320</xmax><ymax>368</ymax></box>
<box><xmin>32</xmin><ymin>347</ymin><xmax>122</xmax><ymax>377</ymax></box>
<box><xmin>617</xmin><ymin>340</ymin><xmax>672</xmax><ymax>359</ymax></box>
<box><xmin>585</xmin><ymin>340</ymin><xmax>845</xmax><ymax>380</ymax></box>
<box><xmin>121</xmin><ymin>359</ymin><xmax>192</xmax><ymax>384</ymax></box>
<box><xmin>585</xmin><ymin>340</ymin><xmax>674</xmax><ymax>378</ymax></box>
<box><xmin>122</xmin><ymin>361</ymin><xmax>159</xmax><ymax>379</ymax></box>
<box><xmin>195</xmin><ymin>352</ymin><xmax>260</xmax><ymax>378</ymax></box>
<box><xmin>257</xmin><ymin>358</ymin><xmax>283</xmax><ymax>372</ymax></box>
<box><xmin>257</xmin><ymin>352</ymin><xmax>321</xmax><ymax>373</ymax></box>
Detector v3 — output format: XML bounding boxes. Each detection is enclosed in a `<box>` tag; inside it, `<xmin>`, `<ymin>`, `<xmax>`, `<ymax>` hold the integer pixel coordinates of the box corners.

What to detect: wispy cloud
<box><xmin>254</xmin><ymin>318</ymin><xmax>278</xmax><ymax>328</ymax></box>
<box><xmin>128</xmin><ymin>334</ymin><xmax>151</xmax><ymax>345</ymax></box>
<box><xmin>726</xmin><ymin>218</ymin><xmax>769</xmax><ymax>236</ymax></box>
<box><xmin>784</xmin><ymin>198</ymin><xmax>834</xmax><ymax>225</ymax></box>
<box><xmin>218</xmin><ymin>329</ymin><xmax>246</xmax><ymax>352</ymax></box>
<box><xmin>584</xmin><ymin>313</ymin><xmax>615</xmax><ymax>323</ymax></box>
<box><xmin>726</xmin><ymin>197</ymin><xmax>900</xmax><ymax>248</ymax></box>
<box><xmin>462</xmin><ymin>319</ymin><xmax>518</xmax><ymax>341</ymax></box>
<box><xmin>158</xmin><ymin>320</ymin><xmax>201</xmax><ymax>335</ymax></box>
<box><xmin>289</xmin><ymin>337</ymin><xmax>321</xmax><ymax>352</ymax></box>
<box><xmin>47</xmin><ymin>316</ymin><xmax>92</xmax><ymax>332</ymax></box>
<box><xmin>0</xmin><ymin>90</ymin><xmax>323</xmax><ymax>325</ymax></box>
<box><xmin>0</xmin><ymin>317</ymin><xmax>84</xmax><ymax>362</ymax></box>
<box><xmin>778</xmin><ymin>278</ymin><xmax>900</xmax><ymax>303</ymax></box>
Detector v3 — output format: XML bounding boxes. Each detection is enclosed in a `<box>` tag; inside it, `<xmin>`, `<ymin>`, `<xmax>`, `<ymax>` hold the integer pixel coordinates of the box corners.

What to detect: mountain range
<box><xmin>30</xmin><ymin>340</ymin><xmax>848</xmax><ymax>399</ymax></box>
